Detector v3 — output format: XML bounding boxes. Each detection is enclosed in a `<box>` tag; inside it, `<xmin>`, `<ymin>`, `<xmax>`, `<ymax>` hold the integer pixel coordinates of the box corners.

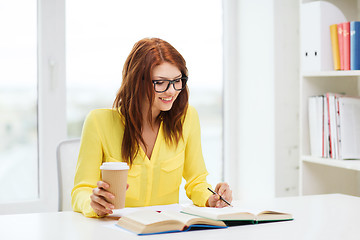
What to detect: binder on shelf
<box><xmin>308</xmin><ymin>95</ymin><xmax>330</xmax><ymax>158</ymax></box>
<box><xmin>308</xmin><ymin>96</ymin><xmax>324</xmax><ymax>157</ymax></box>
<box><xmin>301</xmin><ymin>1</ymin><xmax>347</xmax><ymax>72</ymax></box>
<box><xmin>308</xmin><ymin>94</ymin><xmax>360</xmax><ymax>160</ymax></box>
<box><xmin>342</xmin><ymin>22</ymin><xmax>351</xmax><ymax>70</ymax></box>
<box><xmin>338</xmin><ymin>96</ymin><xmax>360</xmax><ymax>159</ymax></box>
<box><xmin>326</xmin><ymin>93</ymin><xmax>340</xmax><ymax>159</ymax></box>
<box><xmin>323</xmin><ymin>96</ymin><xmax>330</xmax><ymax>158</ymax></box>
<box><xmin>350</xmin><ymin>21</ymin><xmax>360</xmax><ymax>70</ymax></box>
<box><xmin>337</xmin><ymin>23</ymin><xmax>345</xmax><ymax>70</ymax></box>
<box><xmin>335</xmin><ymin>95</ymin><xmax>342</xmax><ymax>159</ymax></box>
<box><xmin>330</xmin><ymin>24</ymin><xmax>341</xmax><ymax>70</ymax></box>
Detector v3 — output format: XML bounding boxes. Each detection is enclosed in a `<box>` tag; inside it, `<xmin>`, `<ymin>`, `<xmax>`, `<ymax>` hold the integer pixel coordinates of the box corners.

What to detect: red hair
<box><xmin>113</xmin><ymin>38</ymin><xmax>189</xmax><ymax>165</ymax></box>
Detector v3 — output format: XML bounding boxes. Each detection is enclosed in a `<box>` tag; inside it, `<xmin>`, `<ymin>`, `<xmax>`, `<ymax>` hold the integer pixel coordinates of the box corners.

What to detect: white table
<box><xmin>1</xmin><ymin>194</ymin><xmax>359</xmax><ymax>240</ymax></box>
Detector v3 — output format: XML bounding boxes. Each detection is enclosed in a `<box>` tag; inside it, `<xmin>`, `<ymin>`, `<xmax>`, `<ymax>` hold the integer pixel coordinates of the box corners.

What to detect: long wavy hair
<box><xmin>113</xmin><ymin>38</ymin><xmax>189</xmax><ymax>166</ymax></box>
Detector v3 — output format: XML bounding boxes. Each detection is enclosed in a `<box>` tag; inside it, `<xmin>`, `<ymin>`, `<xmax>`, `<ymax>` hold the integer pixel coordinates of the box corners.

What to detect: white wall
<box><xmin>274</xmin><ymin>0</ymin><xmax>300</xmax><ymax>197</ymax></box>
<box><xmin>224</xmin><ymin>0</ymin><xmax>299</xmax><ymax>201</ymax></box>
<box><xmin>238</xmin><ymin>0</ymin><xmax>276</xmax><ymax>200</ymax></box>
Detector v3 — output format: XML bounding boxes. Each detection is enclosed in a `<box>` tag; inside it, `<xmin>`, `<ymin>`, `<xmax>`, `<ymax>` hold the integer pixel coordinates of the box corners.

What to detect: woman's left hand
<box><xmin>206</xmin><ymin>182</ymin><xmax>233</xmax><ymax>208</ymax></box>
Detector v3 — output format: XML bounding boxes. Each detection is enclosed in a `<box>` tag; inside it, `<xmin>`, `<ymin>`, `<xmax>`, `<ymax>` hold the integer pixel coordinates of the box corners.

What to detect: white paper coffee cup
<box><xmin>100</xmin><ymin>162</ymin><xmax>129</xmax><ymax>209</ymax></box>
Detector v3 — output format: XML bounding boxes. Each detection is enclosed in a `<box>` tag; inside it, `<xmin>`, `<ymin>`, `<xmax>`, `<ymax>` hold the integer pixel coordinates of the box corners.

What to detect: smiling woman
<box><xmin>71</xmin><ymin>38</ymin><xmax>232</xmax><ymax>217</ymax></box>
<box><xmin>66</xmin><ymin>0</ymin><xmax>224</xmax><ymax>202</ymax></box>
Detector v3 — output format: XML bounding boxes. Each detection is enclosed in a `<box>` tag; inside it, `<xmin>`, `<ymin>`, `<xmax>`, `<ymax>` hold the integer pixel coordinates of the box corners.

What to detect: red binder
<box><xmin>343</xmin><ymin>22</ymin><xmax>351</xmax><ymax>70</ymax></box>
<box><xmin>337</xmin><ymin>23</ymin><xmax>344</xmax><ymax>70</ymax></box>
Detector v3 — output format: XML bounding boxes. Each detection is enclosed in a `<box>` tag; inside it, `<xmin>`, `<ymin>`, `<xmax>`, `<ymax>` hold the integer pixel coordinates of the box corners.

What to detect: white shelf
<box><xmin>302</xmin><ymin>156</ymin><xmax>360</xmax><ymax>171</ymax></box>
<box><xmin>299</xmin><ymin>0</ymin><xmax>360</xmax><ymax>197</ymax></box>
<box><xmin>302</xmin><ymin>70</ymin><xmax>360</xmax><ymax>77</ymax></box>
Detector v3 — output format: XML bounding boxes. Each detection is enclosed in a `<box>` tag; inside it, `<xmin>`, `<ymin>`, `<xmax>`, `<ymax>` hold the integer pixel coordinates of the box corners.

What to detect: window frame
<box><xmin>0</xmin><ymin>0</ymin><xmax>66</xmax><ymax>214</ymax></box>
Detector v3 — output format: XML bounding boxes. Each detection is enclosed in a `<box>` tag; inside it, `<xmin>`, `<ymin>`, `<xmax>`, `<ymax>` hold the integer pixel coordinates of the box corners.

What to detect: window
<box><xmin>0</xmin><ymin>0</ymin><xmax>38</xmax><ymax>204</ymax></box>
<box><xmin>0</xmin><ymin>0</ymin><xmax>65</xmax><ymax>214</ymax></box>
<box><xmin>66</xmin><ymin>0</ymin><xmax>223</xmax><ymax>199</ymax></box>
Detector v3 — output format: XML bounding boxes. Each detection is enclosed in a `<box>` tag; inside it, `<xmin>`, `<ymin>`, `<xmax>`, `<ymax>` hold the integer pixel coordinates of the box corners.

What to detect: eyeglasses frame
<box><xmin>152</xmin><ymin>76</ymin><xmax>188</xmax><ymax>93</ymax></box>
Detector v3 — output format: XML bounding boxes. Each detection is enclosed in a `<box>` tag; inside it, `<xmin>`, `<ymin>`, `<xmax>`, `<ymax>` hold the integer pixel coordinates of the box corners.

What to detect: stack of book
<box><xmin>330</xmin><ymin>21</ymin><xmax>360</xmax><ymax>70</ymax></box>
<box><xmin>308</xmin><ymin>93</ymin><xmax>360</xmax><ymax>160</ymax></box>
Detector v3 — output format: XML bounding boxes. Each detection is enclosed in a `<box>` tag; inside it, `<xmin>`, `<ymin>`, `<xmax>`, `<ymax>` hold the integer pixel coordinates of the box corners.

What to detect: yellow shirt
<box><xmin>71</xmin><ymin>105</ymin><xmax>212</xmax><ymax>217</ymax></box>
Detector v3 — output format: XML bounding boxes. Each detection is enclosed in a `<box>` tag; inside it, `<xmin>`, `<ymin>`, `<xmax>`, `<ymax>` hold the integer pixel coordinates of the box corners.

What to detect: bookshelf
<box><xmin>300</xmin><ymin>0</ymin><xmax>360</xmax><ymax>197</ymax></box>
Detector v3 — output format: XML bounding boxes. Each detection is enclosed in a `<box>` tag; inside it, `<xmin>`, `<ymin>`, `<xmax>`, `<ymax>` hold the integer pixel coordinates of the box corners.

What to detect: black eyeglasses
<box><xmin>152</xmin><ymin>76</ymin><xmax>188</xmax><ymax>93</ymax></box>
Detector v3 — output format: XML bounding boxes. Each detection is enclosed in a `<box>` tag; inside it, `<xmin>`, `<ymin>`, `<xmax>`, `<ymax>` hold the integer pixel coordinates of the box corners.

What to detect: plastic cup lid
<box><xmin>100</xmin><ymin>162</ymin><xmax>129</xmax><ymax>170</ymax></box>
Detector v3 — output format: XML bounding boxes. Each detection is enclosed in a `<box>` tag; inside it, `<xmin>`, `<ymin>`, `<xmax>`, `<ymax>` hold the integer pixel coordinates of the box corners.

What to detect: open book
<box><xmin>181</xmin><ymin>205</ymin><xmax>293</xmax><ymax>224</ymax></box>
<box><xmin>116</xmin><ymin>210</ymin><xmax>227</xmax><ymax>235</ymax></box>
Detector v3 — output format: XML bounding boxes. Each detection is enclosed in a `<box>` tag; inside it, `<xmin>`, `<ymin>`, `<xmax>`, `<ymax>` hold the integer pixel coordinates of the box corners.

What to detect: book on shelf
<box><xmin>337</xmin><ymin>23</ymin><xmax>345</xmax><ymax>70</ymax></box>
<box><xmin>330</xmin><ymin>21</ymin><xmax>360</xmax><ymax>71</ymax></box>
<box><xmin>342</xmin><ymin>22</ymin><xmax>351</xmax><ymax>70</ymax></box>
<box><xmin>330</xmin><ymin>24</ymin><xmax>341</xmax><ymax>70</ymax></box>
<box><xmin>335</xmin><ymin>94</ymin><xmax>342</xmax><ymax>159</ymax></box>
<box><xmin>338</xmin><ymin>96</ymin><xmax>360</xmax><ymax>159</ymax></box>
<box><xmin>323</xmin><ymin>96</ymin><xmax>330</xmax><ymax>158</ymax></box>
<box><xmin>350</xmin><ymin>21</ymin><xmax>360</xmax><ymax>70</ymax></box>
<box><xmin>308</xmin><ymin>94</ymin><xmax>360</xmax><ymax>160</ymax></box>
<box><xmin>309</xmin><ymin>93</ymin><xmax>341</xmax><ymax>159</ymax></box>
<box><xmin>116</xmin><ymin>210</ymin><xmax>227</xmax><ymax>235</ymax></box>
<box><xmin>308</xmin><ymin>95</ymin><xmax>325</xmax><ymax>157</ymax></box>
<box><xmin>308</xmin><ymin>95</ymin><xmax>330</xmax><ymax>158</ymax></box>
<box><xmin>326</xmin><ymin>93</ymin><xmax>340</xmax><ymax>159</ymax></box>
<box><xmin>116</xmin><ymin>206</ymin><xmax>293</xmax><ymax>235</ymax></box>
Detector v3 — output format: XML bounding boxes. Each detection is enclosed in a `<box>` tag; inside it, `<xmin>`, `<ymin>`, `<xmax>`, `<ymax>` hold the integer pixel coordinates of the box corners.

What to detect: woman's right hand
<box><xmin>90</xmin><ymin>181</ymin><xmax>116</xmax><ymax>216</ymax></box>
<box><xmin>90</xmin><ymin>181</ymin><xmax>129</xmax><ymax>216</ymax></box>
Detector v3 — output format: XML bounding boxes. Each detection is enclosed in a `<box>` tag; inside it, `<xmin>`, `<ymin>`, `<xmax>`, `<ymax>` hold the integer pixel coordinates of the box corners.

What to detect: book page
<box><xmin>110</xmin><ymin>203</ymin><xmax>182</xmax><ymax>217</ymax></box>
<box><xmin>117</xmin><ymin>210</ymin><xmax>185</xmax><ymax>234</ymax></box>
<box><xmin>256</xmin><ymin>211</ymin><xmax>293</xmax><ymax>221</ymax></box>
<box><xmin>181</xmin><ymin>205</ymin><xmax>256</xmax><ymax>221</ymax></box>
<box><xmin>181</xmin><ymin>204</ymin><xmax>293</xmax><ymax>221</ymax></box>
<box><xmin>161</xmin><ymin>211</ymin><xmax>226</xmax><ymax>227</ymax></box>
<box><xmin>161</xmin><ymin>210</ymin><xmax>199</xmax><ymax>225</ymax></box>
<box><xmin>120</xmin><ymin>210</ymin><xmax>176</xmax><ymax>225</ymax></box>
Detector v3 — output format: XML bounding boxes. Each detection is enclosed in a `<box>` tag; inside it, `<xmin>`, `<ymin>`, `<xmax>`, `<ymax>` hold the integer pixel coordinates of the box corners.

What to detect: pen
<box><xmin>207</xmin><ymin>187</ymin><xmax>233</xmax><ymax>207</ymax></box>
